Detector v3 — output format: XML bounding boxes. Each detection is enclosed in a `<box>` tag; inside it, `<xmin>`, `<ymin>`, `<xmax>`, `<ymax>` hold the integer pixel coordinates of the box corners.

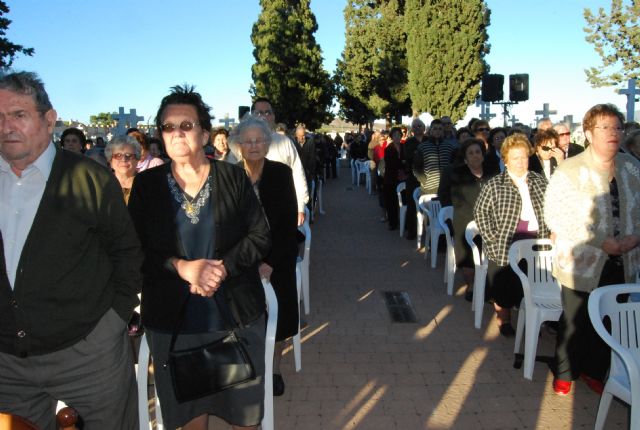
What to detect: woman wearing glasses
<box><xmin>474</xmin><ymin>133</ymin><xmax>549</xmax><ymax>337</ymax></box>
<box><xmin>105</xmin><ymin>135</ymin><xmax>141</xmax><ymax>204</ymax></box>
<box><xmin>529</xmin><ymin>129</ymin><xmax>563</xmax><ymax>180</ymax></box>
<box><xmin>128</xmin><ymin>85</ymin><xmax>270</xmax><ymax>430</ymax></box>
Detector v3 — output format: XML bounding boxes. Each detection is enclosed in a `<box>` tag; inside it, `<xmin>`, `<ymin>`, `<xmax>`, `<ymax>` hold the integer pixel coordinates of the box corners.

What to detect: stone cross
<box><xmin>475</xmin><ymin>98</ymin><xmax>496</xmax><ymax>121</ymax></box>
<box><xmin>218</xmin><ymin>114</ymin><xmax>236</xmax><ymax>129</ymax></box>
<box><xmin>562</xmin><ymin>115</ymin><xmax>580</xmax><ymax>131</ymax></box>
<box><xmin>617</xmin><ymin>78</ymin><xmax>639</xmax><ymax>121</ymax></box>
<box><xmin>535</xmin><ymin>103</ymin><xmax>557</xmax><ymax>120</ymax></box>
<box><xmin>509</xmin><ymin>116</ymin><xmax>520</xmax><ymax>127</ymax></box>
<box><xmin>112</xmin><ymin>107</ymin><xmax>144</xmax><ymax>136</ymax></box>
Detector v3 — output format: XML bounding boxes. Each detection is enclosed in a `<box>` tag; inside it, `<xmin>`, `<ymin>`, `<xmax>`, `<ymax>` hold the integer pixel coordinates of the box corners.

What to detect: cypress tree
<box><xmin>405</xmin><ymin>0</ymin><xmax>490</xmax><ymax>121</ymax></box>
<box><xmin>336</xmin><ymin>0</ymin><xmax>410</xmax><ymax>127</ymax></box>
<box><xmin>251</xmin><ymin>0</ymin><xmax>334</xmax><ymax>129</ymax></box>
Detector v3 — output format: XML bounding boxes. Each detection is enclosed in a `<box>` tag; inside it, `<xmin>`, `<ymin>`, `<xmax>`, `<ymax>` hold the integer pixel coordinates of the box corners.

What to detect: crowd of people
<box><xmin>346</xmin><ymin>105</ymin><xmax>640</xmax><ymax>397</ymax></box>
<box><xmin>1</xmin><ymin>68</ymin><xmax>640</xmax><ymax>429</ymax></box>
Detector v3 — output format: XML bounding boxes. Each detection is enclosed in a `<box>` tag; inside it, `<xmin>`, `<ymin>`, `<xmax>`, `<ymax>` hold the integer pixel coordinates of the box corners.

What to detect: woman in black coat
<box><xmin>231</xmin><ymin>115</ymin><xmax>299</xmax><ymax>397</ymax></box>
<box><xmin>383</xmin><ymin>126</ymin><xmax>406</xmax><ymax>230</ymax></box>
<box><xmin>438</xmin><ymin>138</ymin><xmax>497</xmax><ymax>301</ymax></box>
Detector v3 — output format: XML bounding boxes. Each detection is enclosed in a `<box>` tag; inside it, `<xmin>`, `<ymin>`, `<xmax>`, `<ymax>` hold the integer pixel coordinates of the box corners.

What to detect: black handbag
<box><xmin>167</xmin><ymin>291</ymin><xmax>256</xmax><ymax>403</ymax></box>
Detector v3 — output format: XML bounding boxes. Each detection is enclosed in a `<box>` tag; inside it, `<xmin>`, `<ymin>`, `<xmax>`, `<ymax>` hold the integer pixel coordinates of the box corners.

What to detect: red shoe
<box><xmin>580</xmin><ymin>374</ymin><xmax>604</xmax><ymax>395</ymax></box>
<box><xmin>553</xmin><ymin>379</ymin><xmax>572</xmax><ymax>396</ymax></box>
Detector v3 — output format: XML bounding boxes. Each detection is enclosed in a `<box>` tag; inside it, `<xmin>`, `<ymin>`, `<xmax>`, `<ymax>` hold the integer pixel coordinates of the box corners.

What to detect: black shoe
<box><xmin>273</xmin><ymin>374</ymin><xmax>285</xmax><ymax>396</ymax></box>
<box><xmin>499</xmin><ymin>322</ymin><xmax>515</xmax><ymax>337</ymax></box>
<box><xmin>464</xmin><ymin>290</ymin><xmax>473</xmax><ymax>302</ymax></box>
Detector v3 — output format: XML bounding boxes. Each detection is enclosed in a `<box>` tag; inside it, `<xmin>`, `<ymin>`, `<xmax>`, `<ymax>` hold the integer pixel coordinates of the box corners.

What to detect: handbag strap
<box><xmin>168</xmin><ymin>287</ymin><xmax>239</xmax><ymax>353</ymax></box>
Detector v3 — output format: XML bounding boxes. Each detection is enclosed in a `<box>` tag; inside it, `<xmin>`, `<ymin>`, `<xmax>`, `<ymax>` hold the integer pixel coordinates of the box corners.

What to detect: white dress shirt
<box><xmin>266</xmin><ymin>132</ymin><xmax>309</xmax><ymax>212</ymax></box>
<box><xmin>0</xmin><ymin>142</ymin><xmax>55</xmax><ymax>288</ymax></box>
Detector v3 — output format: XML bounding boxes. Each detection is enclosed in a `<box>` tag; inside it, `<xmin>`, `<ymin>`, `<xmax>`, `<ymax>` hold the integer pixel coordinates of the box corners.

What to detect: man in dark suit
<box><xmin>0</xmin><ymin>72</ymin><xmax>142</xmax><ymax>429</ymax></box>
<box><xmin>554</xmin><ymin>122</ymin><xmax>584</xmax><ymax>159</ymax></box>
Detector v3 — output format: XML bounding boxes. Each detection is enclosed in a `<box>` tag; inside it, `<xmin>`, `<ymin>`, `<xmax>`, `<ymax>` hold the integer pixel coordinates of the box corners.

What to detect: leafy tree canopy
<box><xmin>583</xmin><ymin>0</ymin><xmax>640</xmax><ymax>87</ymax></box>
<box><xmin>89</xmin><ymin>112</ymin><xmax>114</xmax><ymax>127</ymax></box>
<box><xmin>0</xmin><ymin>1</ymin><xmax>34</xmax><ymax>69</ymax></box>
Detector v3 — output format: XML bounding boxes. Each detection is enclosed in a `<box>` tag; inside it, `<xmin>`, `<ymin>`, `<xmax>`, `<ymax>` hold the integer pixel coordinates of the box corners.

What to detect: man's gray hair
<box><xmin>0</xmin><ymin>71</ymin><xmax>53</xmax><ymax>113</ymax></box>
<box><xmin>105</xmin><ymin>135</ymin><xmax>142</xmax><ymax>160</ymax></box>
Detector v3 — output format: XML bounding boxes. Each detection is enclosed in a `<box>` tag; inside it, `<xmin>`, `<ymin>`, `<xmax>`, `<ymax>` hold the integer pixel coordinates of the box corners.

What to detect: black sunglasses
<box><xmin>161</xmin><ymin>120</ymin><xmax>200</xmax><ymax>133</ymax></box>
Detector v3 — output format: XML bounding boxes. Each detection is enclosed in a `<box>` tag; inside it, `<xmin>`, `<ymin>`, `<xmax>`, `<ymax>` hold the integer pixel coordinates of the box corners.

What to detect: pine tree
<box><xmin>0</xmin><ymin>1</ymin><xmax>34</xmax><ymax>69</ymax></box>
<box><xmin>583</xmin><ymin>0</ymin><xmax>639</xmax><ymax>87</ymax></box>
<box><xmin>335</xmin><ymin>0</ymin><xmax>410</xmax><ymax>127</ymax></box>
<box><xmin>251</xmin><ymin>0</ymin><xmax>334</xmax><ymax>130</ymax></box>
<box><xmin>405</xmin><ymin>0</ymin><xmax>490</xmax><ymax>121</ymax></box>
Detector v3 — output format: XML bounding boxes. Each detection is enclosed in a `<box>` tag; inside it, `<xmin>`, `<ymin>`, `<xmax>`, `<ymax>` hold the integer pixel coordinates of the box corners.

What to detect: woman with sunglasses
<box><xmin>529</xmin><ymin>129</ymin><xmax>563</xmax><ymax>180</ymax></box>
<box><xmin>128</xmin><ymin>85</ymin><xmax>270</xmax><ymax>430</ymax></box>
<box><xmin>105</xmin><ymin>135</ymin><xmax>141</xmax><ymax>204</ymax></box>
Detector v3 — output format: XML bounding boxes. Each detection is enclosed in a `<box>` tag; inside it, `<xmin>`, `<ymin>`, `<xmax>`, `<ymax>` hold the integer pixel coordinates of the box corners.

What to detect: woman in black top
<box><xmin>439</xmin><ymin>138</ymin><xmax>496</xmax><ymax>301</ymax></box>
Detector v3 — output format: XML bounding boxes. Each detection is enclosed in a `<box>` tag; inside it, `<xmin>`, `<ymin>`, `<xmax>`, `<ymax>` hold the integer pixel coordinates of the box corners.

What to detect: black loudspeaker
<box><xmin>238</xmin><ymin>105</ymin><xmax>250</xmax><ymax>120</ymax></box>
<box><xmin>509</xmin><ymin>74</ymin><xmax>529</xmax><ymax>102</ymax></box>
<box><xmin>481</xmin><ymin>74</ymin><xmax>504</xmax><ymax>102</ymax></box>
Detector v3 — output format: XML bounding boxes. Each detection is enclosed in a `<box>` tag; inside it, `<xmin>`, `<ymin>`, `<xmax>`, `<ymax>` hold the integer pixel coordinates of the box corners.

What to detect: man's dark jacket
<box><xmin>0</xmin><ymin>146</ymin><xmax>142</xmax><ymax>357</ymax></box>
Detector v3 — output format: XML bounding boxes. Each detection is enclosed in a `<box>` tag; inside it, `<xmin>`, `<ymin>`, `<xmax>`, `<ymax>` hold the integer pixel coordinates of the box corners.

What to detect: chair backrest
<box><xmin>588</xmin><ymin>284</ymin><xmax>640</xmax><ymax>399</ymax></box>
<box><xmin>464</xmin><ymin>221</ymin><xmax>486</xmax><ymax>267</ymax></box>
<box><xmin>396</xmin><ymin>182</ymin><xmax>406</xmax><ymax>207</ymax></box>
<box><xmin>508</xmin><ymin>239</ymin><xmax>560</xmax><ymax>307</ymax></box>
<box><xmin>438</xmin><ymin>206</ymin><xmax>454</xmax><ymax>239</ymax></box>
<box><xmin>425</xmin><ymin>199</ymin><xmax>442</xmax><ymax>232</ymax></box>
<box><xmin>412</xmin><ymin>187</ymin><xmax>421</xmax><ymax>207</ymax></box>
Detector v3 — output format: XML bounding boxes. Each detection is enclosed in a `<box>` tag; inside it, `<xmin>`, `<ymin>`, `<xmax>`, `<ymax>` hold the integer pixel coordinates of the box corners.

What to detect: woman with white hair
<box><xmin>231</xmin><ymin>115</ymin><xmax>299</xmax><ymax>397</ymax></box>
<box><xmin>105</xmin><ymin>135</ymin><xmax>141</xmax><ymax>204</ymax></box>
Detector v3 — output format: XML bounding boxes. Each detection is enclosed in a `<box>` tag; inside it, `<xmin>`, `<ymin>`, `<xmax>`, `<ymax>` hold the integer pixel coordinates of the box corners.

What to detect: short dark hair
<box><xmin>0</xmin><ymin>71</ymin><xmax>53</xmax><ymax>113</ymax></box>
<box><xmin>155</xmin><ymin>84</ymin><xmax>212</xmax><ymax>138</ymax></box>
<box><xmin>582</xmin><ymin>104</ymin><xmax>624</xmax><ymax>133</ymax></box>
<box><xmin>461</xmin><ymin>137</ymin><xmax>486</xmax><ymax>157</ymax></box>
<box><xmin>533</xmin><ymin>129</ymin><xmax>559</xmax><ymax>148</ymax></box>
<box><xmin>60</xmin><ymin>127</ymin><xmax>86</xmax><ymax>146</ymax></box>
<box><xmin>488</xmin><ymin>127</ymin><xmax>506</xmax><ymax>143</ymax></box>
<box><xmin>390</xmin><ymin>126</ymin><xmax>403</xmax><ymax>137</ymax></box>
<box><xmin>251</xmin><ymin>97</ymin><xmax>272</xmax><ymax>112</ymax></box>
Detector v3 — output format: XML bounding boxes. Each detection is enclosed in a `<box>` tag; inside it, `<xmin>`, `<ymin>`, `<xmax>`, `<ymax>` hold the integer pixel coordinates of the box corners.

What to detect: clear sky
<box><xmin>4</xmin><ymin>0</ymin><xmax>632</xmax><ymax>129</ymax></box>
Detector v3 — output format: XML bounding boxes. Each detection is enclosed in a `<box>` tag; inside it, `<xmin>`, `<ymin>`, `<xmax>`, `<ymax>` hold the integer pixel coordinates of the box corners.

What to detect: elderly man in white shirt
<box><xmin>251</xmin><ymin>97</ymin><xmax>309</xmax><ymax>226</ymax></box>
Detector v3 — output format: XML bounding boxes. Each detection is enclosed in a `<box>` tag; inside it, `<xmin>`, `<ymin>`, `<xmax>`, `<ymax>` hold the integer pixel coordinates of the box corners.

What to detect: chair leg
<box><xmin>137</xmin><ymin>334</ymin><xmax>150</xmax><ymax>430</ymax></box>
<box><xmin>430</xmin><ymin>230</ymin><xmax>438</xmax><ymax>268</ymax></box>
<box><xmin>594</xmin><ymin>389</ymin><xmax>613</xmax><ymax>430</ymax></box>
<box><xmin>399</xmin><ymin>208</ymin><xmax>406</xmax><ymax>238</ymax></box>
<box><xmin>293</xmin><ymin>332</ymin><xmax>302</xmax><ymax>373</ymax></box>
<box><xmin>513</xmin><ymin>301</ymin><xmax>525</xmax><ymax>355</ymax></box>
<box><xmin>416</xmin><ymin>213</ymin><xmax>423</xmax><ymax>250</ymax></box>
<box><xmin>302</xmin><ymin>259</ymin><xmax>310</xmax><ymax>315</ymax></box>
<box><xmin>473</xmin><ymin>272</ymin><xmax>486</xmax><ymax>329</ymax></box>
<box><xmin>523</xmin><ymin>312</ymin><xmax>542</xmax><ymax>380</ymax></box>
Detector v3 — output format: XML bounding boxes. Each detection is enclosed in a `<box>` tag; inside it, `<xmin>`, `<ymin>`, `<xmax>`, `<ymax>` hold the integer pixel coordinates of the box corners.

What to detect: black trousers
<box><xmin>554</xmin><ymin>258</ymin><xmax>625</xmax><ymax>382</ymax></box>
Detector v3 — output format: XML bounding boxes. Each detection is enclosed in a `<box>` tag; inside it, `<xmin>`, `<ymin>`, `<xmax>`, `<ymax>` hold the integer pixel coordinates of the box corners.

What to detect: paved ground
<box><xmin>209</xmin><ymin>163</ymin><xmax>630</xmax><ymax>430</ymax></box>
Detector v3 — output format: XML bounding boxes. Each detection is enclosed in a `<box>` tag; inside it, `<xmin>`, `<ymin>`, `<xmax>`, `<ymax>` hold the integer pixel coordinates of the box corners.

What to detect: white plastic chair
<box><xmin>465</xmin><ymin>221</ymin><xmax>488</xmax><ymax>329</ymax></box>
<box><xmin>508</xmin><ymin>239</ymin><xmax>563</xmax><ymax>380</ymax></box>
<box><xmin>137</xmin><ymin>334</ymin><xmax>164</xmax><ymax>430</ymax></box>
<box><xmin>297</xmin><ymin>206</ymin><xmax>311</xmax><ymax>317</ymax></box>
<box><xmin>416</xmin><ymin>193</ymin><xmax>436</xmax><ymax>251</ymax></box>
<box><xmin>438</xmin><ymin>206</ymin><xmax>455</xmax><ymax>295</ymax></box>
<box><xmin>589</xmin><ymin>284</ymin><xmax>640</xmax><ymax>430</ymax></box>
<box><xmin>261</xmin><ymin>279</ymin><xmax>279</xmax><ymax>430</ymax></box>
<box><xmin>355</xmin><ymin>160</ymin><xmax>372</xmax><ymax>194</ymax></box>
<box><xmin>396</xmin><ymin>182</ymin><xmax>407</xmax><ymax>238</ymax></box>
<box><xmin>418</xmin><ymin>197</ymin><xmax>443</xmax><ymax>267</ymax></box>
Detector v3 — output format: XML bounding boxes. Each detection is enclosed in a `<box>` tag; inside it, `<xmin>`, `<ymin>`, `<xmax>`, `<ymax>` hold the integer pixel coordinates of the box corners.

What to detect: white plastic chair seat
<box><xmin>508</xmin><ymin>238</ymin><xmax>563</xmax><ymax>380</ymax></box>
<box><xmin>589</xmin><ymin>284</ymin><xmax>640</xmax><ymax>430</ymax></box>
<box><xmin>465</xmin><ymin>221</ymin><xmax>488</xmax><ymax>329</ymax></box>
<box><xmin>355</xmin><ymin>160</ymin><xmax>372</xmax><ymax>194</ymax></box>
<box><xmin>438</xmin><ymin>206</ymin><xmax>455</xmax><ymax>295</ymax></box>
<box><xmin>396</xmin><ymin>182</ymin><xmax>407</xmax><ymax>238</ymax></box>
